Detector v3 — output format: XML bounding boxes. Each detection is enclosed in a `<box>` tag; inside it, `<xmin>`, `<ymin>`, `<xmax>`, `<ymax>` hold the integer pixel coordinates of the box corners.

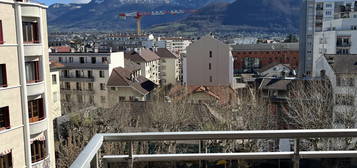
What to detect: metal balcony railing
<box><xmin>70</xmin><ymin>129</ymin><xmax>357</xmax><ymax>168</ymax></box>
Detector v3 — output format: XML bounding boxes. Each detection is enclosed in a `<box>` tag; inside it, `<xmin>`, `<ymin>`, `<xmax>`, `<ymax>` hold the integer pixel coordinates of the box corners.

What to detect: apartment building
<box><xmin>0</xmin><ymin>0</ymin><xmax>59</xmax><ymax>167</ymax></box>
<box><xmin>49</xmin><ymin>52</ymin><xmax>124</xmax><ymax>111</ymax></box>
<box><xmin>300</xmin><ymin>0</ymin><xmax>357</xmax><ymax>77</ymax></box>
<box><xmin>103</xmin><ymin>33</ymin><xmax>154</xmax><ymax>51</ymax></box>
<box><xmin>144</xmin><ymin>37</ymin><xmax>192</xmax><ymax>54</ymax></box>
<box><xmin>231</xmin><ymin>43</ymin><xmax>299</xmax><ymax>74</ymax></box>
<box><xmin>125</xmin><ymin>48</ymin><xmax>160</xmax><ymax>85</ymax></box>
<box><xmin>185</xmin><ymin>34</ymin><xmax>233</xmax><ymax>86</ymax></box>
<box><xmin>155</xmin><ymin>48</ymin><xmax>180</xmax><ymax>86</ymax></box>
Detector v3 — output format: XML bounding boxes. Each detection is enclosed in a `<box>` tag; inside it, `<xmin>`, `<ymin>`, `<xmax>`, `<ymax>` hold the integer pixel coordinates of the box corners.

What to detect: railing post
<box><xmin>293</xmin><ymin>138</ymin><xmax>300</xmax><ymax>168</ymax></box>
<box><xmin>128</xmin><ymin>141</ymin><xmax>134</xmax><ymax>168</ymax></box>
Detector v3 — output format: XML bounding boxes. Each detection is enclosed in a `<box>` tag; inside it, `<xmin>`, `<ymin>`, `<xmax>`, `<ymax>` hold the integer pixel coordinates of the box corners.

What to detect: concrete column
<box><xmin>14</xmin><ymin>3</ymin><xmax>32</xmax><ymax>168</ymax></box>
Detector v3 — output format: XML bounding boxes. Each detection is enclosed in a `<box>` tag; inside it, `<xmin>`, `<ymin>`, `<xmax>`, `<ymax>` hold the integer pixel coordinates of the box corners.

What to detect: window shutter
<box><xmin>39</xmin><ymin>99</ymin><xmax>44</xmax><ymax>119</ymax></box>
<box><xmin>0</xmin><ymin>20</ymin><xmax>3</xmax><ymax>44</ymax></box>
<box><xmin>33</xmin><ymin>22</ymin><xmax>39</xmax><ymax>43</ymax></box>
<box><xmin>2</xmin><ymin>65</ymin><xmax>7</xmax><ymax>87</ymax></box>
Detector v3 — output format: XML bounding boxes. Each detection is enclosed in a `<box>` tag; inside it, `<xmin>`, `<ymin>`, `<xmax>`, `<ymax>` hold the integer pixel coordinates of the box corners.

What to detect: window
<box><xmin>209</xmin><ymin>51</ymin><xmax>212</xmax><ymax>58</ymax></box>
<box><xmin>99</xmin><ymin>71</ymin><xmax>105</xmax><ymax>78</ymax></box>
<box><xmin>0</xmin><ymin>64</ymin><xmax>7</xmax><ymax>87</ymax></box>
<box><xmin>89</xmin><ymin>96</ymin><xmax>94</xmax><ymax>104</ymax></box>
<box><xmin>65</xmin><ymin>94</ymin><xmax>71</xmax><ymax>102</ymax></box>
<box><xmin>31</xmin><ymin>140</ymin><xmax>46</xmax><ymax>163</ymax></box>
<box><xmin>336</xmin><ymin>77</ymin><xmax>354</xmax><ymax>87</ymax></box>
<box><xmin>87</xmin><ymin>70</ymin><xmax>93</xmax><ymax>78</ymax></box>
<box><xmin>0</xmin><ymin>152</ymin><xmax>12</xmax><ymax>168</ymax></box>
<box><xmin>63</xmin><ymin>70</ymin><xmax>68</xmax><ymax>77</ymax></box>
<box><xmin>76</xmin><ymin>82</ymin><xmax>82</xmax><ymax>91</ymax></box>
<box><xmin>65</xmin><ymin>82</ymin><xmax>70</xmax><ymax>90</ymax></box>
<box><xmin>25</xmin><ymin>61</ymin><xmax>40</xmax><ymax>83</ymax></box>
<box><xmin>80</xmin><ymin>57</ymin><xmax>85</xmax><ymax>64</ymax></box>
<box><xmin>111</xmin><ymin>87</ymin><xmax>116</xmax><ymax>91</ymax></box>
<box><xmin>52</xmin><ymin>74</ymin><xmax>57</xmax><ymax>85</ymax></box>
<box><xmin>91</xmin><ymin>57</ymin><xmax>96</xmax><ymax>64</ymax></box>
<box><xmin>119</xmin><ymin>97</ymin><xmax>125</xmax><ymax>101</ymax></box>
<box><xmin>75</xmin><ymin>70</ymin><xmax>81</xmax><ymax>78</ymax></box>
<box><xmin>209</xmin><ymin>76</ymin><xmax>212</xmax><ymax>82</ymax></box>
<box><xmin>0</xmin><ymin>106</ymin><xmax>10</xmax><ymax>130</ymax></box>
<box><xmin>0</xmin><ymin>20</ymin><xmax>3</xmax><ymax>44</ymax></box>
<box><xmin>100</xmin><ymin>83</ymin><xmax>105</xmax><ymax>90</ymax></box>
<box><xmin>28</xmin><ymin>98</ymin><xmax>44</xmax><ymax>123</ymax></box>
<box><xmin>22</xmin><ymin>22</ymin><xmax>39</xmax><ymax>43</ymax></box>
<box><xmin>58</xmin><ymin>57</ymin><xmax>63</xmax><ymax>63</ymax></box>
<box><xmin>77</xmin><ymin>95</ymin><xmax>83</xmax><ymax>103</ymax></box>
<box><xmin>69</xmin><ymin>57</ymin><xmax>73</xmax><ymax>63</ymax></box>
<box><xmin>102</xmin><ymin>57</ymin><xmax>108</xmax><ymax>63</ymax></box>
<box><xmin>88</xmin><ymin>83</ymin><xmax>93</xmax><ymax>91</ymax></box>
<box><xmin>209</xmin><ymin>63</ymin><xmax>212</xmax><ymax>70</ymax></box>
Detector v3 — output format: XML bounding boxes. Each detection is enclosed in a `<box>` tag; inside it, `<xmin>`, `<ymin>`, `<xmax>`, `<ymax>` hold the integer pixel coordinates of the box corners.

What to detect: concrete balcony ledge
<box><xmin>24</xmin><ymin>44</ymin><xmax>43</xmax><ymax>56</ymax></box>
<box><xmin>29</xmin><ymin>118</ymin><xmax>48</xmax><ymax>135</ymax></box>
<box><xmin>21</xmin><ymin>5</ymin><xmax>42</xmax><ymax>17</ymax></box>
<box><xmin>32</xmin><ymin>156</ymin><xmax>50</xmax><ymax>168</ymax></box>
<box><xmin>27</xmin><ymin>81</ymin><xmax>45</xmax><ymax>96</ymax></box>
<box><xmin>60</xmin><ymin>77</ymin><xmax>95</xmax><ymax>82</ymax></box>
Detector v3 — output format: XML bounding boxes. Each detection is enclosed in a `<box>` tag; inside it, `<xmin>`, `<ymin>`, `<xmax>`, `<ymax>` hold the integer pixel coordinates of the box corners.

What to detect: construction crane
<box><xmin>119</xmin><ymin>9</ymin><xmax>197</xmax><ymax>35</ymax></box>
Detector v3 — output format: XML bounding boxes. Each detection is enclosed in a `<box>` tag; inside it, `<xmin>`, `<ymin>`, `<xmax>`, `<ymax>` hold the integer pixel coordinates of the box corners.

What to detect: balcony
<box><xmin>29</xmin><ymin>118</ymin><xmax>48</xmax><ymax>135</ymax></box>
<box><xmin>27</xmin><ymin>81</ymin><xmax>45</xmax><ymax>96</ymax></box>
<box><xmin>70</xmin><ymin>129</ymin><xmax>357</xmax><ymax>168</ymax></box>
<box><xmin>61</xmin><ymin>89</ymin><xmax>95</xmax><ymax>95</ymax></box>
<box><xmin>336</xmin><ymin>43</ymin><xmax>352</xmax><ymax>47</ymax></box>
<box><xmin>24</xmin><ymin>44</ymin><xmax>43</xmax><ymax>56</ymax></box>
<box><xmin>21</xmin><ymin>5</ymin><xmax>41</xmax><ymax>17</ymax></box>
<box><xmin>60</xmin><ymin>76</ymin><xmax>95</xmax><ymax>82</ymax></box>
<box><xmin>32</xmin><ymin>156</ymin><xmax>50</xmax><ymax>168</ymax></box>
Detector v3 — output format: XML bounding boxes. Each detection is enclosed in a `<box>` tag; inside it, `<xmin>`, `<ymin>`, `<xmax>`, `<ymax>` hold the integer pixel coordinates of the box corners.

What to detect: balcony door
<box><xmin>28</xmin><ymin>98</ymin><xmax>44</xmax><ymax>123</ymax></box>
<box><xmin>23</xmin><ymin>22</ymin><xmax>39</xmax><ymax>43</ymax></box>
<box><xmin>25</xmin><ymin>61</ymin><xmax>40</xmax><ymax>83</ymax></box>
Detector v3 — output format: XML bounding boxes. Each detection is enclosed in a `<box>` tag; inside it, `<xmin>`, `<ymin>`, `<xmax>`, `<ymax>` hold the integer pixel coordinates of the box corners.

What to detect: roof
<box><xmin>231</xmin><ymin>43</ymin><xmax>299</xmax><ymax>51</ymax></box>
<box><xmin>49</xmin><ymin>61</ymin><xmax>65</xmax><ymax>70</ymax></box>
<box><xmin>257</xmin><ymin>63</ymin><xmax>292</xmax><ymax>73</ymax></box>
<box><xmin>125</xmin><ymin>49</ymin><xmax>160</xmax><ymax>63</ymax></box>
<box><xmin>326</xmin><ymin>54</ymin><xmax>357</xmax><ymax>74</ymax></box>
<box><xmin>258</xmin><ymin>78</ymin><xmax>293</xmax><ymax>91</ymax></box>
<box><xmin>51</xmin><ymin>46</ymin><xmax>71</xmax><ymax>53</ymax></box>
<box><xmin>160</xmin><ymin>37</ymin><xmax>191</xmax><ymax>41</ymax></box>
<box><xmin>169</xmin><ymin>85</ymin><xmax>236</xmax><ymax>105</ymax></box>
<box><xmin>107</xmin><ymin>67</ymin><xmax>157</xmax><ymax>95</ymax></box>
<box><xmin>50</xmin><ymin>52</ymin><xmax>113</xmax><ymax>57</ymax></box>
<box><xmin>124</xmin><ymin>59</ymin><xmax>141</xmax><ymax>73</ymax></box>
<box><xmin>155</xmin><ymin>48</ymin><xmax>179</xmax><ymax>59</ymax></box>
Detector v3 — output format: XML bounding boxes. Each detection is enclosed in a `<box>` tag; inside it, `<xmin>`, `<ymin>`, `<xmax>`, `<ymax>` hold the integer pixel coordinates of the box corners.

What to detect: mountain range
<box><xmin>47</xmin><ymin>0</ymin><xmax>301</xmax><ymax>33</ymax></box>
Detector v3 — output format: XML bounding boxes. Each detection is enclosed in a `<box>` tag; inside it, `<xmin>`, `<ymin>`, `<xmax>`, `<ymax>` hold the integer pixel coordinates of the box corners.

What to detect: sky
<box><xmin>38</xmin><ymin>0</ymin><xmax>90</xmax><ymax>5</ymax></box>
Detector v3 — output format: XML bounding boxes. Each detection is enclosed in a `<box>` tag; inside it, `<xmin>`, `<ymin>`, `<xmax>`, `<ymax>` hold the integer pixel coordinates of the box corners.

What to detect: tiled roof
<box><xmin>124</xmin><ymin>59</ymin><xmax>141</xmax><ymax>73</ymax></box>
<box><xmin>231</xmin><ymin>43</ymin><xmax>299</xmax><ymax>51</ymax></box>
<box><xmin>155</xmin><ymin>48</ymin><xmax>179</xmax><ymax>59</ymax></box>
<box><xmin>258</xmin><ymin>78</ymin><xmax>293</xmax><ymax>91</ymax></box>
<box><xmin>125</xmin><ymin>49</ymin><xmax>160</xmax><ymax>63</ymax></box>
<box><xmin>169</xmin><ymin>85</ymin><xmax>236</xmax><ymax>105</ymax></box>
<box><xmin>49</xmin><ymin>61</ymin><xmax>65</xmax><ymax>70</ymax></box>
<box><xmin>326</xmin><ymin>54</ymin><xmax>357</xmax><ymax>74</ymax></box>
<box><xmin>51</xmin><ymin>46</ymin><xmax>71</xmax><ymax>53</ymax></box>
<box><xmin>107</xmin><ymin>67</ymin><xmax>157</xmax><ymax>95</ymax></box>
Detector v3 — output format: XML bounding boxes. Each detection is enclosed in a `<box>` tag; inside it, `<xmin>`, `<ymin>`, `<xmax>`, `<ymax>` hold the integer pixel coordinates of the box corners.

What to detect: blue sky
<box><xmin>38</xmin><ymin>0</ymin><xmax>90</xmax><ymax>5</ymax></box>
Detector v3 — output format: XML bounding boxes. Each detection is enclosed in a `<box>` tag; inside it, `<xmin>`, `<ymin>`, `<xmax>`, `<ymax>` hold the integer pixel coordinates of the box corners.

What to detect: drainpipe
<box><xmin>15</xmin><ymin>3</ymin><xmax>32</xmax><ymax>168</ymax></box>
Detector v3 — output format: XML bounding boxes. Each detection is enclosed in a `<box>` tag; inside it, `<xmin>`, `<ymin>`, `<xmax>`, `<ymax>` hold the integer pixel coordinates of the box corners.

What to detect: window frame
<box><xmin>31</xmin><ymin>140</ymin><xmax>47</xmax><ymax>163</ymax></box>
<box><xmin>25</xmin><ymin>61</ymin><xmax>40</xmax><ymax>83</ymax></box>
<box><xmin>0</xmin><ymin>152</ymin><xmax>12</xmax><ymax>168</ymax></box>
<box><xmin>28</xmin><ymin>98</ymin><xmax>44</xmax><ymax>123</ymax></box>
<box><xmin>0</xmin><ymin>64</ymin><xmax>7</xmax><ymax>87</ymax></box>
<box><xmin>0</xmin><ymin>106</ymin><xmax>10</xmax><ymax>130</ymax></box>
<box><xmin>22</xmin><ymin>21</ymin><xmax>39</xmax><ymax>44</ymax></box>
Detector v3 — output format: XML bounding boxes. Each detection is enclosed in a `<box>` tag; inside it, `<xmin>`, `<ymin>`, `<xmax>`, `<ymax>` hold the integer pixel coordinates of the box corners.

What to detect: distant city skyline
<box><xmin>38</xmin><ymin>0</ymin><xmax>90</xmax><ymax>5</ymax></box>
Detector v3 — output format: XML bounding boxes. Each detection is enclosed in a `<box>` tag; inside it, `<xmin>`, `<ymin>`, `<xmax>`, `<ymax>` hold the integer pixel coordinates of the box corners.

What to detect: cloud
<box><xmin>69</xmin><ymin>0</ymin><xmax>91</xmax><ymax>3</ymax></box>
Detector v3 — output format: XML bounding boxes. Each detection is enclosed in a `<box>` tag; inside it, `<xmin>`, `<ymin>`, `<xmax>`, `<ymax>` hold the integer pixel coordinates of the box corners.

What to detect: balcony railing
<box><xmin>70</xmin><ymin>129</ymin><xmax>357</xmax><ymax>168</ymax></box>
<box><xmin>60</xmin><ymin>76</ymin><xmax>95</xmax><ymax>82</ymax></box>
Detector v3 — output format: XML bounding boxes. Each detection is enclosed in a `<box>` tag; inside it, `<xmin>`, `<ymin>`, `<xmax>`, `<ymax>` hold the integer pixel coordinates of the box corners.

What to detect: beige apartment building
<box><xmin>0</xmin><ymin>0</ymin><xmax>60</xmax><ymax>167</ymax></box>
<box><xmin>185</xmin><ymin>35</ymin><xmax>234</xmax><ymax>86</ymax></box>
<box><xmin>49</xmin><ymin>52</ymin><xmax>124</xmax><ymax>111</ymax></box>
<box><xmin>155</xmin><ymin>48</ymin><xmax>180</xmax><ymax>86</ymax></box>
<box><xmin>125</xmin><ymin>49</ymin><xmax>160</xmax><ymax>85</ymax></box>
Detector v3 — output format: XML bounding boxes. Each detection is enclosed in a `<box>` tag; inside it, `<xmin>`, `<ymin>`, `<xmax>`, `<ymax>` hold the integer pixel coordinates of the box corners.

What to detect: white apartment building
<box><xmin>125</xmin><ymin>48</ymin><xmax>160</xmax><ymax>85</ymax></box>
<box><xmin>155</xmin><ymin>48</ymin><xmax>180</xmax><ymax>86</ymax></box>
<box><xmin>144</xmin><ymin>37</ymin><xmax>192</xmax><ymax>54</ymax></box>
<box><xmin>0</xmin><ymin>0</ymin><xmax>59</xmax><ymax>167</ymax></box>
<box><xmin>49</xmin><ymin>52</ymin><xmax>124</xmax><ymax>111</ymax></box>
<box><xmin>300</xmin><ymin>0</ymin><xmax>357</xmax><ymax>77</ymax></box>
<box><xmin>185</xmin><ymin>34</ymin><xmax>234</xmax><ymax>86</ymax></box>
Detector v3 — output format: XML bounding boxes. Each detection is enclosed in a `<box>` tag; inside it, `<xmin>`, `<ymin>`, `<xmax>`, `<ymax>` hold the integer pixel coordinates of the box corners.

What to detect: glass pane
<box><xmin>0</xmin><ymin>66</ymin><xmax>3</xmax><ymax>85</ymax></box>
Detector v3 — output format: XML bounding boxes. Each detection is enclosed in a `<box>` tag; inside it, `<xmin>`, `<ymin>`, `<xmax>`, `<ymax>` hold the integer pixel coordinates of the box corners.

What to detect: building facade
<box><xmin>125</xmin><ymin>49</ymin><xmax>160</xmax><ymax>85</ymax></box>
<box><xmin>300</xmin><ymin>0</ymin><xmax>357</xmax><ymax>77</ymax></box>
<box><xmin>49</xmin><ymin>52</ymin><xmax>124</xmax><ymax>111</ymax></box>
<box><xmin>0</xmin><ymin>0</ymin><xmax>59</xmax><ymax>167</ymax></box>
<box><xmin>232</xmin><ymin>43</ymin><xmax>299</xmax><ymax>74</ymax></box>
<box><xmin>185</xmin><ymin>35</ymin><xmax>233</xmax><ymax>86</ymax></box>
<box><xmin>155</xmin><ymin>48</ymin><xmax>180</xmax><ymax>86</ymax></box>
